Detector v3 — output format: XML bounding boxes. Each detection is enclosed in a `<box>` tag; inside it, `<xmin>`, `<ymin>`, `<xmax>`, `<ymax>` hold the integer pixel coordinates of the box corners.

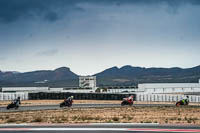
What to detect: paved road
<box><xmin>1</xmin><ymin>103</ymin><xmax>199</xmax><ymax>113</ymax></box>
<box><xmin>0</xmin><ymin>123</ymin><xmax>200</xmax><ymax>133</ymax></box>
<box><xmin>0</xmin><ymin>104</ymin><xmax>177</xmax><ymax>112</ymax></box>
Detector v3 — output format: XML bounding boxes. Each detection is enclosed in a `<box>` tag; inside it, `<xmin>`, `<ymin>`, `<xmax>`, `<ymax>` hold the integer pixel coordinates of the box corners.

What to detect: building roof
<box><xmin>138</xmin><ymin>83</ymin><xmax>200</xmax><ymax>89</ymax></box>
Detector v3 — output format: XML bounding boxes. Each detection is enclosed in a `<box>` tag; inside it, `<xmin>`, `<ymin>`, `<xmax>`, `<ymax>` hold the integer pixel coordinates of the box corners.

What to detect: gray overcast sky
<box><xmin>0</xmin><ymin>0</ymin><xmax>200</xmax><ymax>75</ymax></box>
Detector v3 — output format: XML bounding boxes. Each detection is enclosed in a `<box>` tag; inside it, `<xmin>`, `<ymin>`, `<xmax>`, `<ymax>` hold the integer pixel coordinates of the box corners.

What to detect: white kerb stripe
<box><xmin>0</xmin><ymin>128</ymin><xmax>200</xmax><ymax>132</ymax></box>
<box><xmin>31</xmin><ymin>128</ymin><xmax>126</xmax><ymax>131</ymax></box>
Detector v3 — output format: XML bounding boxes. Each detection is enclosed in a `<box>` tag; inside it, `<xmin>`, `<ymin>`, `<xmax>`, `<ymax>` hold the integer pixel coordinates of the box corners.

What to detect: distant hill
<box><xmin>0</xmin><ymin>65</ymin><xmax>200</xmax><ymax>87</ymax></box>
<box><xmin>0</xmin><ymin>67</ymin><xmax>78</xmax><ymax>87</ymax></box>
<box><xmin>94</xmin><ymin>65</ymin><xmax>200</xmax><ymax>86</ymax></box>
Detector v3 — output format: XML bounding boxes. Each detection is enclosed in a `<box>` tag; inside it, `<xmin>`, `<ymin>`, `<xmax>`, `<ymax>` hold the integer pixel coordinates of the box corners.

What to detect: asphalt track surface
<box><xmin>0</xmin><ymin>124</ymin><xmax>200</xmax><ymax>133</ymax></box>
<box><xmin>0</xmin><ymin>104</ymin><xmax>178</xmax><ymax>112</ymax></box>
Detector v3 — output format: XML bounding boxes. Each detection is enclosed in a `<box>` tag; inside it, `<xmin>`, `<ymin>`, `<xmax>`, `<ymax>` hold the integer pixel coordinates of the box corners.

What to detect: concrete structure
<box><xmin>79</xmin><ymin>76</ymin><xmax>96</xmax><ymax>89</ymax></box>
<box><xmin>105</xmin><ymin>86</ymin><xmax>137</xmax><ymax>93</ymax></box>
<box><xmin>1</xmin><ymin>87</ymin><xmax>49</xmax><ymax>93</ymax></box>
<box><xmin>138</xmin><ymin>80</ymin><xmax>200</xmax><ymax>93</ymax></box>
<box><xmin>62</xmin><ymin>87</ymin><xmax>95</xmax><ymax>93</ymax></box>
<box><xmin>48</xmin><ymin>88</ymin><xmax>64</xmax><ymax>92</ymax></box>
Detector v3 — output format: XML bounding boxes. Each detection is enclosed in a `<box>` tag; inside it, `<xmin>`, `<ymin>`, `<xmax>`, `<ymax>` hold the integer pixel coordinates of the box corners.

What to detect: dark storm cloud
<box><xmin>0</xmin><ymin>0</ymin><xmax>79</xmax><ymax>23</ymax></box>
<box><xmin>44</xmin><ymin>11</ymin><xmax>59</xmax><ymax>22</ymax></box>
<box><xmin>0</xmin><ymin>0</ymin><xmax>200</xmax><ymax>23</ymax></box>
<box><xmin>36</xmin><ymin>49</ymin><xmax>58</xmax><ymax>56</ymax></box>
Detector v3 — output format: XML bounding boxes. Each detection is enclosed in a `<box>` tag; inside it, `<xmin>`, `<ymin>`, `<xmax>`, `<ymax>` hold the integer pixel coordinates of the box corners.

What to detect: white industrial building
<box><xmin>1</xmin><ymin>87</ymin><xmax>49</xmax><ymax>93</ymax></box>
<box><xmin>106</xmin><ymin>86</ymin><xmax>137</xmax><ymax>93</ymax></box>
<box><xmin>79</xmin><ymin>76</ymin><xmax>97</xmax><ymax>90</ymax></box>
<box><xmin>138</xmin><ymin>79</ymin><xmax>200</xmax><ymax>93</ymax></box>
<box><xmin>49</xmin><ymin>87</ymin><xmax>95</xmax><ymax>93</ymax></box>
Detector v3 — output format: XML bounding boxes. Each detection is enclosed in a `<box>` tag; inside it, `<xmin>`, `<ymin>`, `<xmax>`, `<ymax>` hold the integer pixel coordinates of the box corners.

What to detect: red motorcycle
<box><xmin>121</xmin><ymin>98</ymin><xmax>133</xmax><ymax>106</ymax></box>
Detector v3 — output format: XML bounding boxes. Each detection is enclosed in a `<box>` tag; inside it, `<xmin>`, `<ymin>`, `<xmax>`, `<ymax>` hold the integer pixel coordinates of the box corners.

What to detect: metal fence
<box><xmin>28</xmin><ymin>92</ymin><xmax>136</xmax><ymax>100</ymax></box>
<box><xmin>0</xmin><ymin>92</ymin><xmax>29</xmax><ymax>101</ymax></box>
<box><xmin>1</xmin><ymin>92</ymin><xmax>200</xmax><ymax>103</ymax></box>
<box><xmin>136</xmin><ymin>93</ymin><xmax>200</xmax><ymax>102</ymax></box>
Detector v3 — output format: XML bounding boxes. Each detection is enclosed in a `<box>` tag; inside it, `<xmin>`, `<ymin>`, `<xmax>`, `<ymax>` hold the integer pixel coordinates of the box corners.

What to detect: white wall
<box><xmin>146</xmin><ymin>87</ymin><xmax>200</xmax><ymax>93</ymax></box>
<box><xmin>2</xmin><ymin>87</ymin><xmax>49</xmax><ymax>92</ymax></box>
<box><xmin>136</xmin><ymin>93</ymin><xmax>200</xmax><ymax>103</ymax></box>
<box><xmin>138</xmin><ymin>83</ymin><xmax>200</xmax><ymax>93</ymax></box>
<box><xmin>107</xmin><ymin>89</ymin><xmax>137</xmax><ymax>93</ymax></box>
<box><xmin>62</xmin><ymin>89</ymin><xmax>95</xmax><ymax>93</ymax></box>
<box><xmin>49</xmin><ymin>88</ymin><xmax>63</xmax><ymax>92</ymax></box>
<box><xmin>138</xmin><ymin>83</ymin><xmax>200</xmax><ymax>89</ymax></box>
<box><xmin>0</xmin><ymin>92</ymin><xmax>28</xmax><ymax>101</ymax></box>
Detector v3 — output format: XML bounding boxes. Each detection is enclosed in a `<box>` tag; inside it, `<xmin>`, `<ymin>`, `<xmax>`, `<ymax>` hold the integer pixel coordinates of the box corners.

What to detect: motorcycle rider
<box><xmin>181</xmin><ymin>96</ymin><xmax>189</xmax><ymax>105</ymax></box>
<box><xmin>128</xmin><ymin>95</ymin><xmax>134</xmax><ymax>103</ymax></box>
<box><xmin>65</xmin><ymin>96</ymin><xmax>73</xmax><ymax>105</ymax></box>
<box><xmin>123</xmin><ymin>95</ymin><xmax>134</xmax><ymax>103</ymax></box>
<box><xmin>13</xmin><ymin>97</ymin><xmax>21</xmax><ymax>107</ymax></box>
<box><xmin>185</xmin><ymin>96</ymin><xmax>189</xmax><ymax>104</ymax></box>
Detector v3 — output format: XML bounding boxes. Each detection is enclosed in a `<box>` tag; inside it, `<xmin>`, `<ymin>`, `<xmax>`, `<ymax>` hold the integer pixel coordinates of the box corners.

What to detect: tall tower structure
<box><xmin>79</xmin><ymin>76</ymin><xmax>96</xmax><ymax>89</ymax></box>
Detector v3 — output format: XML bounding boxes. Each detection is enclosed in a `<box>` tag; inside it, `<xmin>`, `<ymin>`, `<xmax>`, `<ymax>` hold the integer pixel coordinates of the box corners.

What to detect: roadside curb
<box><xmin>0</xmin><ymin>123</ymin><xmax>160</xmax><ymax>127</ymax></box>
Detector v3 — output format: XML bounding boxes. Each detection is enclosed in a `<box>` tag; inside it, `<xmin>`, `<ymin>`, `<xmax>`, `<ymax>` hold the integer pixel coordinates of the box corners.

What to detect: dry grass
<box><xmin>0</xmin><ymin>106</ymin><xmax>200</xmax><ymax>125</ymax></box>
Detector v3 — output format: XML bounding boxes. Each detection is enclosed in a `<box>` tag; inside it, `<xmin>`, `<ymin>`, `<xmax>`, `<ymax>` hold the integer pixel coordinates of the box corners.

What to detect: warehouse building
<box><xmin>105</xmin><ymin>86</ymin><xmax>137</xmax><ymax>93</ymax></box>
<box><xmin>1</xmin><ymin>87</ymin><xmax>49</xmax><ymax>93</ymax></box>
<box><xmin>138</xmin><ymin>79</ymin><xmax>200</xmax><ymax>93</ymax></box>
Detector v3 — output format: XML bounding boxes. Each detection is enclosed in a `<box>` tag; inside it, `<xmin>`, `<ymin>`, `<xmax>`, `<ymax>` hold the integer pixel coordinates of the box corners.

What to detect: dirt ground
<box><xmin>0</xmin><ymin>106</ymin><xmax>200</xmax><ymax>125</ymax></box>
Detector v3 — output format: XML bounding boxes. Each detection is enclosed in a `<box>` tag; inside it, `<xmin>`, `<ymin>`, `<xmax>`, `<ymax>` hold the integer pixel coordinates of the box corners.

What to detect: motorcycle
<box><xmin>176</xmin><ymin>99</ymin><xmax>189</xmax><ymax>106</ymax></box>
<box><xmin>60</xmin><ymin>100</ymin><xmax>73</xmax><ymax>108</ymax></box>
<box><xmin>121</xmin><ymin>98</ymin><xmax>133</xmax><ymax>106</ymax></box>
<box><xmin>7</xmin><ymin>102</ymin><xmax>19</xmax><ymax>110</ymax></box>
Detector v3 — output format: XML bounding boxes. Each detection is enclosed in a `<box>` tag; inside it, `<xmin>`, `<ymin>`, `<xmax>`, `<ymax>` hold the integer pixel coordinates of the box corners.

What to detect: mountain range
<box><xmin>0</xmin><ymin>67</ymin><xmax>78</xmax><ymax>87</ymax></box>
<box><xmin>0</xmin><ymin>65</ymin><xmax>200</xmax><ymax>87</ymax></box>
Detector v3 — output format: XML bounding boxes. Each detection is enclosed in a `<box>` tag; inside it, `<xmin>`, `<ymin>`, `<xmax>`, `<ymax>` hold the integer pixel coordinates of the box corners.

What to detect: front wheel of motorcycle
<box><xmin>176</xmin><ymin>102</ymin><xmax>180</xmax><ymax>107</ymax></box>
<box><xmin>121</xmin><ymin>102</ymin><xmax>125</xmax><ymax>106</ymax></box>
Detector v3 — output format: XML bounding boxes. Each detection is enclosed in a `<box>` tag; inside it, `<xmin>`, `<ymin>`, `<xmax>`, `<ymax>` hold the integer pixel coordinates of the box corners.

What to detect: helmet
<box><xmin>187</xmin><ymin>96</ymin><xmax>189</xmax><ymax>98</ymax></box>
<box><xmin>71</xmin><ymin>96</ymin><xmax>74</xmax><ymax>99</ymax></box>
<box><xmin>129</xmin><ymin>95</ymin><xmax>133</xmax><ymax>98</ymax></box>
<box><xmin>17</xmin><ymin>97</ymin><xmax>20</xmax><ymax>99</ymax></box>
